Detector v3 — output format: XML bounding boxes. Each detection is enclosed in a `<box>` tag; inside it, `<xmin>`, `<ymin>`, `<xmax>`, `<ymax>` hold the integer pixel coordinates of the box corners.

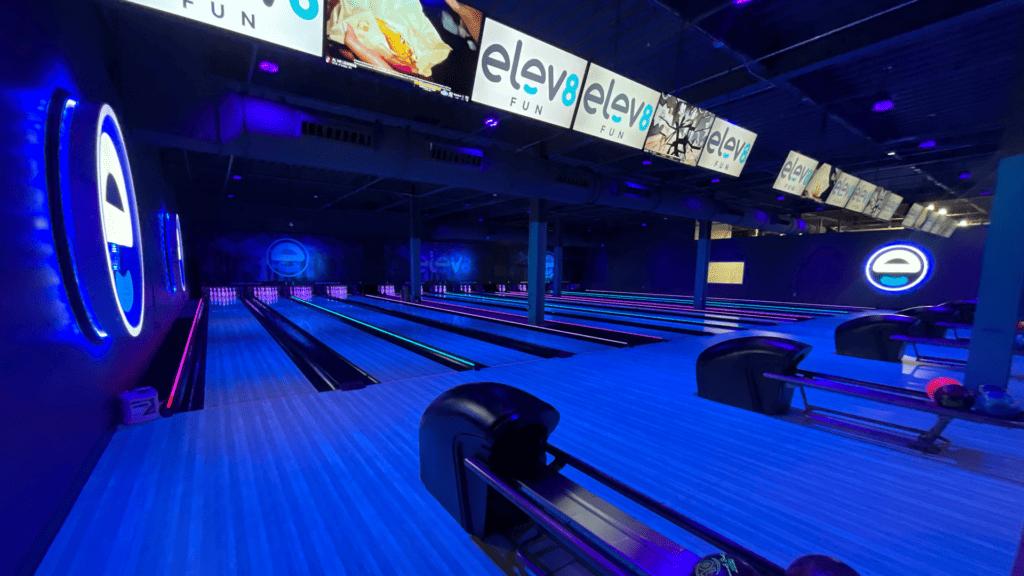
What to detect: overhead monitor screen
<box><xmin>697</xmin><ymin>118</ymin><xmax>757</xmax><ymax>177</ymax></box>
<box><xmin>643</xmin><ymin>95</ymin><xmax>716</xmax><ymax>166</ymax></box>
<box><xmin>877</xmin><ymin>192</ymin><xmax>903</xmax><ymax>221</ymax></box>
<box><xmin>123</xmin><ymin>0</ymin><xmax>324</xmax><ymax>55</ymax></box>
<box><xmin>862</xmin><ymin>188</ymin><xmax>890</xmax><ymax>219</ymax></box>
<box><xmin>920</xmin><ymin>211</ymin><xmax>941</xmax><ymax>233</ymax></box>
<box><xmin>325</xmin><ymin>0</ymin><xmax>484</xmax><ymax>101</ymax></box>
<box><xmin>805</xmin><ymin>164</ymin><xmax>842</xmax><ymax>203</ymax></box>
<box><xmin>571</xmin><ymin>64</ymin><xmax>660</xmax><ymax>150</ymax></box>
<box><xmin>940</xmin><ymin>218</ymin><xmax>958</xmax><ymax>238</ymax></box>
<box><xmin>773</xmin><ymin>151</ymin><xmax>820</xmax><ymax>197</ymax></box>
<box><xmin>471</xmin><ymin>18</ymin><xmax>589</xmax><ymax>128</ymax></box>
<box><xmin>822</xmin><ymin>170</ymin><xmax>859</xmax><ymax>207</ymax></box>
<box><xmin>845</xmin><ymin>180</ymin><xmax>877</xmax><ymax>213</ymax></box>
<box><xmin>901</xmin><ymin>203</ymin><xmax>925</xmax><ymax>228</ymax></box>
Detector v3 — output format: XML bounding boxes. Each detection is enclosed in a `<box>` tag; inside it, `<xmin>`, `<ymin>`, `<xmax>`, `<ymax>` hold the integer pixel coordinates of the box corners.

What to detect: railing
<box><xmin>165</xmin><ymin>299</ymin><xmax>205</xmax><ymax>410</ymax></box>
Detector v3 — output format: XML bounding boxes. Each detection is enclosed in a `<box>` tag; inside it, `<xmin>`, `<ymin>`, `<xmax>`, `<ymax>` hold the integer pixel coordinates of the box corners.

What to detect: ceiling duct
<box><xmin>136</xmin><ymin>93</ymin><xmax>804</xmax><ymax>235</ymax></box>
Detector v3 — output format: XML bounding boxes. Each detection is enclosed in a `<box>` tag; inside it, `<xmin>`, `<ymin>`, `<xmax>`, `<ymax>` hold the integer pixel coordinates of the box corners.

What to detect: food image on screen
<box><xmin>845</xmin><ymin>180</ymin><xmax>878</xmax><ymax>213</ymax></box>
<box><xmin>803</xmin><ymin>163</ymin><xmax>838</xmax><ymax>202</ymax></box>
<box><xmin>877</xmin><ymin>192</ymin><xmax>903</xmax><ymax>221</ymax></box>
<box><xmin>643</xmin><ymin>95</ymin><xmax>716</xmax><ymax>166</ymax></box>
<box><xmin>823</xmin><ymin>170</ymin><xmax>859</xmax><ymax>207</ymax></box>
<box><xmin>901</xmin><ymin>203</ymin><xmax>925</xmax><ymax>228</ymax></box>
<box><xmin>324</xmin><ymin>0</ymin><xmax>484</xmax><ymax>100</ymax></box>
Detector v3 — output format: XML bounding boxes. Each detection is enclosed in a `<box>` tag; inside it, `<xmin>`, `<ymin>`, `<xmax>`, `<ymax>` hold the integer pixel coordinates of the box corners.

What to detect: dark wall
<box><xmin>0</xmin><ymin>2</ymin><xmax>190</xmax><ymax>573</ymax></box>
<box><xmin>588</xmin><ymin>225</ymin><xmax>988</xmax><ymax>309</ymax></box>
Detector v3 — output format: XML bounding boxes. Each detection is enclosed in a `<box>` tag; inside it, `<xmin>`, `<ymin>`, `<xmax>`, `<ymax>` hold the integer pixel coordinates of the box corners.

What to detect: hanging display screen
<box><xmin>845</xmin><ymin>180</ymin><xmax>878</xmax><ymax>213</ymax></box>
<box><xmin>696</xmin><ymin>117</ymin><xmax>757</xmax><ymax>177</ymax></box>
<box><xmin>571</xmin><ymin>63</ymin><xmax>660</xmax><ymax>150</ymax></box>
<box><xmin>324</xmin><ymin>0</ymin><xmax>485</xmax><ymax>101</ymax></box>
<box><xmin>773</xmin><ymin>151</ymin><xmax>820</xmax><ymax>197</ymax></box>
<box><xmin>643</xmin><ymin>95</ymin><xmax>716</xmax><ymax>166</ymax></box>
<box><xmin>470</xmin><ymin>18</ymin><xmax>588</xmax><ymax>128</ymax></box>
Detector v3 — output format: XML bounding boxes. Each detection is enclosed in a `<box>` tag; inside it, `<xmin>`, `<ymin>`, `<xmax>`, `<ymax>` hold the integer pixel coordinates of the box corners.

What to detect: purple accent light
<box><xmin>958</xmin><ymin>171</ymin><xmax>972</xmax><ymax>179</ymax></box>
<box><xmin>642</xmin><ymin>223</ymin><xmax>647</xmax><ymax>227</ymax></box>
<box><xmin>478</xmin><ymin>218</ymin><xmax>483</xmax><ymax>222</ymax></box>
<box><xmin>484</xmin><ymin>117</ymin><xmax>499</xmax><ymax>128</ymax></box>
<box><xmin>642</xmin><ymin>160</ymin><xmax>652</xmax><ymax>165</ymax></box>
<box><xmin>873</xmin><ymin>99</ymin><xmax>894</xmax><ymax>112</ymax></box>
<box><xmin>732</xmin><ymin>0</ymin><xmax>752</xmax><ymax>4</ymax></box>
<box><xmin>232</xmin><ymin>175</ymin><xmax>241</xmax><ymax>180</ymax></box>
<box><xmin>258</xmin><ymin>61</ymin><xmax>279</xmax><ymax>74</ymax></box>
<box><xmin>919</xmin><ymin>140</ymin><xmax>936</xmax><ymax>148</ymax></box>
<box><xmin>711</xmin><ymin>178</ymin><xmax>720</xmax><ymax>183</ymax></box>
<box><xmin>623</xmin><ymin>181</ymin><xmax>648</xmax><ymax>190</ymax></box>
<box><xmin>980</xmin><ymin>190</ymin><xmax>992</xmax><ymax>195</ymax></box>
<box><xmin>816</xmin><ymin>206</ymin><xmax>824</xmax><ymax>210</ymax></box>
<box><xmin>776</xmin><ymin>195</ymin><xmax>785</xmax><ymax>201</ymax></box>
<box><xmin>227</xmin><ymin>194</ymin><xmax>234</xmax><ymax>198</ymax></box>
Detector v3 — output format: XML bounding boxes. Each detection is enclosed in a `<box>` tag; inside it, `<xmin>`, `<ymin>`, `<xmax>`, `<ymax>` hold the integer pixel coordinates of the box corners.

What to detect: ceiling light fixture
<box><xmin>711</xmin><ymin>178</ymin><xmax>720</xmax><ymax>183</ymax></box>
<box><xmin>484</xmin><ymin>117</ymin><xmax>499</xmax><ymax>128</ymax></box>
<box><xmin>938</xmin><ymin>208</ymin><xmax>948</xmax><ymax>215</ymax></box>
<box><xmin>232</xmin><ymin>175</ymin><xmax>241</xmax><ymax>180</ymax></box>
<box><xmin>872</xmin><ymin>91</ymin><xmax>894</xmax><ymax>112</ymax></box>
<box><xmin>958</xmin><ymin>171</ymin><xmax>972</xmax><ymax>179</ymax></box>
<box><xmin>959</xmin><ymin>220</ymin><xmax>968</xmax><ymax>226</ymax></box>
<box><xmin>258</xmin><ymin>60</ymin><xmax>279</xmax><ymax>74</ymax></box>
<box><xmin>887</xmin><ymin>151</ymin><xmax>896</xmax><ymax>156</ymax></box>
<box><xmin>927</xmin><ymin>204</ymin><xmax>935</xmax><ymax>210</ymax></box>
<box><xmin>776</xmin><ymin>195</ymin><xmax>785</xmax><ymax>201</ymax></box>
<box><xmin>642</xmin><ymin>160</ymin><xmax>652</xmax><ymax>165</ymax></box>
<box><xmin>919</xmin><ymin>140</ymin><xmax>936</xmax><ymax>148</ymax></box>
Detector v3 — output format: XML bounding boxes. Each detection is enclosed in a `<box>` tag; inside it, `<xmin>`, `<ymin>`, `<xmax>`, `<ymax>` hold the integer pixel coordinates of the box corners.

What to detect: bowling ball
<box><xmin>926</xmin><ymin>377</ymin><xmax>962</xmax><ymax>401</ymax></box>
<box><xmin>692</xmin><ymin>553</ymin><xmax>760</xmax><ymax>576</ymax></box>
<box><xmin>786</xmin><ymin>555</ymin><xmax>860</xmax><ymax>576</ymax></box>
<box><xmin>934</xmin><ymin>384</ymin><xmax>976</xmax><ymax>411</ymax></box>
<box><xmin>974</xmin><ymin>386</ymin><xmax>1022</xmax><ymax>419</ymax></box>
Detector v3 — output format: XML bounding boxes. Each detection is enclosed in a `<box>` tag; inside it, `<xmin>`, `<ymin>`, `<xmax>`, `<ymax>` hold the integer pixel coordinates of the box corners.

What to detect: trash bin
<box><xmin>118</xmin><ymin>387</ymin><xmax>160</xmax><ymax>425</ymax></box>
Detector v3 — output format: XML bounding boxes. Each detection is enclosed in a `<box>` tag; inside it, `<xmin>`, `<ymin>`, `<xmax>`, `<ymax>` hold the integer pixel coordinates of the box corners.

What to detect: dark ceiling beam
<box><xmin>317</xmin><ymin>176</ymin><xmax>387</xmax><ymax>210</ymax></box>
<box><xmin>427</xmin><ymin>195</ymin><xmax>520</xmax><ymax>219</ymax></box>
<box><xmin>374</xmin><ymin>185</ymin><xmax>455</xmax><ymax>212</ymax></box>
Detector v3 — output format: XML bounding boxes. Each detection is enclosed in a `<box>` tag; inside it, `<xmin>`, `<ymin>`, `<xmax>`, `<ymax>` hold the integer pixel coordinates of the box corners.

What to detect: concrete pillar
<box><xmin>527</xmin><ymin>198</ymin><xmax>548</xmax><ymax>325</ymax></box>
<box><xmin>409</xmin><ymin>197</ymin><xmax>422</xmax><ymax>302</ymax></box>
<box><xmin>694</xmin><ymin>219</ymin><xmax>711</xmax><ymax>310</ymax></box>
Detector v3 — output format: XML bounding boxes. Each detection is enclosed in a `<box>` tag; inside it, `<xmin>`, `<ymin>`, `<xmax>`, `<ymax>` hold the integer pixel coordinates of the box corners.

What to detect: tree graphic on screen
<box><xmin>647</xmin><ymin>95</ymin><xmax>715</xmax><ymax>166</ymax></box>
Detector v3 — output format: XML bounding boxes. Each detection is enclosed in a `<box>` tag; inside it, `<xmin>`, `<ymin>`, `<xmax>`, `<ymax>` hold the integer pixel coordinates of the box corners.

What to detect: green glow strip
<box><xmin>296</xmin><ymin>298</ymin><xmax>476</xmax><ymax>367</ymax></box>
<box><xmin>443</xmin><ymin>294</ymin><xmax>738</xmax><ymax>328</ymax></box>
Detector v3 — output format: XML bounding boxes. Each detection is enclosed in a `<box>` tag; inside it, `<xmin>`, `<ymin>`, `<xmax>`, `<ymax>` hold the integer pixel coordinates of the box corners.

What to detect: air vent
<box><xmin>428</xmin><ymin>143</ymin><xmax>483</xmax><ymax>168</ymax></box>
<box><xmin>555</xmin><ymin>174</ymin><xmax>593</xmax><ymax>189</ymax></box>
<box><xmin>301</xmin><ymin>121</ymin><xmax>373</xmax><ymax>148</ymax></box>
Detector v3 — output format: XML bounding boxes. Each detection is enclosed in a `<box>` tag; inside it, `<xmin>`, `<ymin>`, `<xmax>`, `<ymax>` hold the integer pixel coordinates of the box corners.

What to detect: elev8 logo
<box><xmin>571</xmin><ymin>63</ymin><xmax>659</xmax><ymax>150</ymax></box>
<box><xmin>773</xmin><ymin>151</ymin><xmax>819</xmax><ymax>196</ymax></box>
<box><xmin>696</xmin><ymin>117</ymin><xmax>757</xmax><ymax>177</ymax></box>
<box><xmin>123</xmin><ymin>0</ymin><xmax>322</xmax><ymax>56</ymax></box>
<box><xmin>472</xmin><ymin>19</ymin><xmax>589</xmax><ymax>129</ymax></box>
<box><xmin>865</xmin><ymin>244</ymin><xmax>929</xmax><ymax>292</ymax></box>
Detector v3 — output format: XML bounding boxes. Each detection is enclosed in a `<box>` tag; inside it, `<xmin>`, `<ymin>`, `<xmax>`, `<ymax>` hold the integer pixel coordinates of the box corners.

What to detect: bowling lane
<box><xmin>204</xmin><ymin>302</ymin><xmax>316</xmax><ymax>408</ymax></box>
<box><xmin>347</xmin><ymin>295</ymin><xmax>610</xmax><ymax>354</ymax></box>
<box><xmin>562</xmin><ymin>290</ymin><xmax>851</xmax><ymax>317</ymax></box>
<box><xmin>310</xmin><ymin>297</ymin><xmax>539</xmax><ymax>367</ymax></box>
<box><xmin>428</xmin><ymin>293</ymin><xmax>738</xmax><ymax>337</ymax></box>
<box><xmin>268</xmin><ymin>298</ymin><xmax>457</xmax><ymax>382</ymax></box>
<box><xmin>423</xmin><ymin>294</ymin><xmax>721</xmax><ymax>340</ymax></box>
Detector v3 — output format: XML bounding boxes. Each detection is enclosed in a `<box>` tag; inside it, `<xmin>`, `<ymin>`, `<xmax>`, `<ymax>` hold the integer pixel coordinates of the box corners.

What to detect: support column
<box><xmin>965</xmin><ymin>21</ymin><xmax>1024</xmax><ymax>393</ymax></box>
<box><xmin>527</xmin><ymin>198</ymin><xmax>548</xmax><ymax>325</ymax></box>
<box><xmin>694</xmin><ymin>220</ymin><xmax>711</xmax><ymax>310</ymax></box>
<box><xmin>964</xmin><ymin>156</ymin><xmax>1024</xmax><ymax>392</ymax></box>
<box><xmin>409</xmin><ymin>198</ymin><xmax>422</xmax><ymax>302</ymax></box>
<box><xmin>552</xmin><ymin>216</ymin><xmax>563</xmax><ymax>297</ymax></box>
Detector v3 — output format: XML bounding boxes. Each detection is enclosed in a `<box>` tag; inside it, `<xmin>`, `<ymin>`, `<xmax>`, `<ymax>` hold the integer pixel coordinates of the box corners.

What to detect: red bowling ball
<box><xmin>926</xmin><ymin>377</ymin><xmax>962</xmax><ymax>401</ymax></box>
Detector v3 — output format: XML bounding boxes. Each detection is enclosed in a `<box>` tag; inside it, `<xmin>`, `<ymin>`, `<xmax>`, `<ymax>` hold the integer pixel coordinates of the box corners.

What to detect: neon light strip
<box><xmin>561</xmin><ymin>291</ymin><xmax>825</xmax><ymax>316</ymax></box>
<box><xmin>166</xmin><ymin>299</ymin><xmax>205</xmax><ymax>409</ymax></box>
<box><xmin>546</xmin><ymin>294</ymin><xmax>802</xmax><ymax>322</ymax></box>
<box><xmin>577</xmin><ymin>289</ymin><xmax>863</xmax><ymax>312</ymax></box>
<box><xmin>361</xmin><ymin>295</ymin><xmax>628</xmax><ymax>346</ymax></box>
<box><xmin>298</xmin><ymin>298</ymin><xmax>476</xmax><ymax>366</ymax></box>
<box><xmin>445</xmin><ymin>293</ymin><xmax>743</xmax><ymax>328</ymax></box>
<box><xmin>422</xmin><ymin>296</ymin><xmax>660</xmax><ymax>340</ymax></box>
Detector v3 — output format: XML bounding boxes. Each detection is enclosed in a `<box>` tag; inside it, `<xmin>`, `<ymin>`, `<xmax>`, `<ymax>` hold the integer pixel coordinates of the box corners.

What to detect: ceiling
<box><xmin>103</xmin><ymin>0</ymin><xmax>1023</xmax><ymax>235</ymax></box>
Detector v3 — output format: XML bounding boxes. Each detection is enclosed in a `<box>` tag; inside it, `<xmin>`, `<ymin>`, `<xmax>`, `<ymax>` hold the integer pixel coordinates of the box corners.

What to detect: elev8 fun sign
<box><xmin>697</xmin><ymin>117</ymin><xmax>757</xmax><ymax>177</ymax></box>
<box><xmin>471</xmin><ymin>19</ymin><xmax>588</xmax><ymax>129</ymax></box>
<box><xmin>572</xmin><ymin>63</ymin><xmax>658</xmax><ymax>150</ymax></box>
<box><xmin>122</xmin><ymin>0</ymin><xmax>323</xmax><ymax>56</ymax></box>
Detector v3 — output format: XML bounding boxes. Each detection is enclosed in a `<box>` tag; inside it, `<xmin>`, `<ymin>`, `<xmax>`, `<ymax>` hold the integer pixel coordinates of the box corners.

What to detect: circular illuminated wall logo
<box><xmin>267</xmin><ymin>239</ymin><xmax>309</xmax><ymax>277</ymax></box>
<box><xmin>50</xmin><ymin>95</ymin><xmax>146</xmax><ymax>341</ymax></box>
<box><xmin>865</xmin><ymin>244</ymin><xmax>929</xmax><ymax>292</ymax></box>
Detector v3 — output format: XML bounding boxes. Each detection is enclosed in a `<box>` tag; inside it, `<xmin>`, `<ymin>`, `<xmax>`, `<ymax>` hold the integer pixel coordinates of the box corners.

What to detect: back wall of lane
<box><xmin>585</xmin><ymin>225</ymin><xmax>988</xmax><ymax>309</ymax></box>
